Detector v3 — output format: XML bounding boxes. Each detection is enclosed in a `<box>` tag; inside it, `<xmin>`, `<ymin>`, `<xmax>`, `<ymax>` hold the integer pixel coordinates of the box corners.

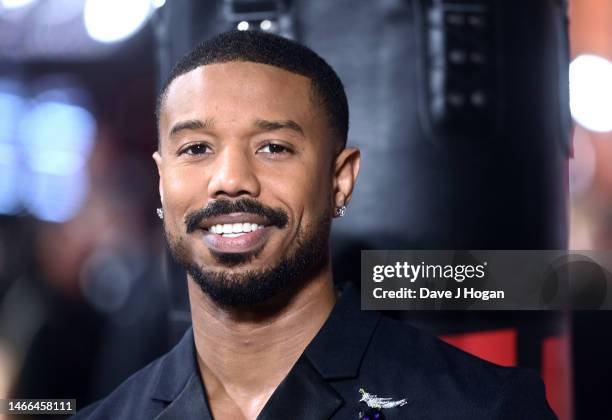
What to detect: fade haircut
<box><xmin>156</xmin><ymin>30</ymin><xmax>349</xmax><ymax>149</ymax></box>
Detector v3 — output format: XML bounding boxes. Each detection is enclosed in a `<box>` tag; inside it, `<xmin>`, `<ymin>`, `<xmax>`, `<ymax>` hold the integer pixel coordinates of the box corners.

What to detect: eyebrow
<box><xmin>254</xmin><ymin>119</ymin><xmax>304</xmax><ymax>136</ymax></box>
<box><xmin>169</xmin><ymin>118</ymin><xmax>215</xmax><ymax>138</ymax></box>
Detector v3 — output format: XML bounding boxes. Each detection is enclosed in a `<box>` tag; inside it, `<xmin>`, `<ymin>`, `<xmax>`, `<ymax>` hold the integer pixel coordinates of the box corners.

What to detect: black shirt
<box><xmin>73</xmin><ymin>284</ymin><xmax>556</xmax><ymax>419</ymax></box>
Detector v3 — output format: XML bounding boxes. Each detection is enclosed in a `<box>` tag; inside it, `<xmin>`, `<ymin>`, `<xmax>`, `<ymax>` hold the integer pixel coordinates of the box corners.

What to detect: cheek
<box><xmin>162</xmin><ymin>168</ymin><xmax>206</xmax><ymax>218</ymax></box>
<box><xmin>270</xmin><ymin>158</ymin><xmax>332</xmax><ymax>220</ymax></box>
<box><xmin>309</xmin><ymin>154</ymin><xmax>334</xmax><ymax>206</ymax></box>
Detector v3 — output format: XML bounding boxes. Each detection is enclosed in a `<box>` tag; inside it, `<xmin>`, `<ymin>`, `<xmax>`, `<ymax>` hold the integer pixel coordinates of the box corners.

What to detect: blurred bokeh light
<box><xmin>83</xmin><ymin>0</ymin><xmax>153</xmax><ymax>44</ymax></box>
<box><xmin>570</xmin><ymin>54</ymin><xmax>612</xmax><ymax>133</ymax></box>
<box><xmin>0</xmin><ymin>77</ymin><xmax>96</xmax><ymax>223</ymax></box>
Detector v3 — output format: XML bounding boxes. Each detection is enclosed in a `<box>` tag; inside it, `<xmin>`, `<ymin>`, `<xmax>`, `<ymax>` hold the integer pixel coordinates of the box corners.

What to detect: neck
<box><xmin>187</xmin><ymin>267</ymin><xmax>337</xmax><ymax>419</ymax></box>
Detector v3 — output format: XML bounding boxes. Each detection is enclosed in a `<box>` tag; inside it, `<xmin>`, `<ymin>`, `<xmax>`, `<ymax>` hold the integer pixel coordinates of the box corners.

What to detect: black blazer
<box><xmin>73</xmin><ymin>284</ymin><xmax>556</xmax><ymax>419</ymax></box>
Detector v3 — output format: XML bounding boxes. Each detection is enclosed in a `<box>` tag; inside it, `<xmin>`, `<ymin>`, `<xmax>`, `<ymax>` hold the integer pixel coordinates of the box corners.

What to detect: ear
<box><xmin>332</xmin><ymin>147</ymin><xmax>361</xmax><ymax>213</ymax></box>
<box><xmin>152</xmin><ymin>151</ymin><xmax>164</xmax><ymax>204</ymax></box>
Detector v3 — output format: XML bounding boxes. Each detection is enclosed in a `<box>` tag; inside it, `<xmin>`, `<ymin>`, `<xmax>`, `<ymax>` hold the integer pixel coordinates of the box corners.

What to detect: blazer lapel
<box><xmin>150</xmin><ymin>283</ymin><xmax>379</xmax><ymax>420</ymax></box>
<box><xmin>257</xmin><ymin>355</ymin><xmax>344</xmax><ymax>420</ymax></box>
<box><xmin>258</xmin><ymin>283</ymin><xmax>381</xmax><ymax>420</ymax></box>
<box><xmin>154</xmin><ymin>371</ymin><xmax>213</xmax><ymax>420</ymax></box>
<box><xmin>150</xmin><ymin>328</ymin><xmax>213</xmax><ymax>420</ymax></box>
<box><xmin>305</xmin><ymin>282</ymin><xmax>381</xmax><ymax>380</ymax></box>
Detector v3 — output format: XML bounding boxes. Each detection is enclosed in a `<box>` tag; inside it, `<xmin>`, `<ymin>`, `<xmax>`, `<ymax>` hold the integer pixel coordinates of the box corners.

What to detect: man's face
<box><xmin>154</xmin><ymin>61</ymin><xmax>359</xmax><ymax>306</ymax></box>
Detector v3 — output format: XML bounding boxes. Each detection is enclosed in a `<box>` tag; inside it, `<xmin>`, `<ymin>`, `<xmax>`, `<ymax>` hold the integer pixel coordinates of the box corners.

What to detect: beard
<box><xmin>164</xmin><ymin>199</ymin><xmax>331</xmax><ymax>308</ymax></box>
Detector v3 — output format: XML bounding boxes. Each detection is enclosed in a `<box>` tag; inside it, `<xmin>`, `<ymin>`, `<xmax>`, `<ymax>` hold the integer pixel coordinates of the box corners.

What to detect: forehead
<box><xmin>160</xmin><ymin>61</ymin><xmax>317</xmax><ymax>136</ymax></box>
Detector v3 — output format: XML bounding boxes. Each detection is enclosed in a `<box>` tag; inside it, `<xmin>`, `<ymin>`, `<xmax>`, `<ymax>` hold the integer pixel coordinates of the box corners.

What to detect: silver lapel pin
<box><xmin>359</xmin><ymin>388</ymin><xmax>408</xmax><ymax>409</ymax></box>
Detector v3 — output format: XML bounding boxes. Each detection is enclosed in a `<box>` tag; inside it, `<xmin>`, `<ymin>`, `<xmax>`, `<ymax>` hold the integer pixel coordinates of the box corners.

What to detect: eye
<box><xmin>258</xmin><ymin>143</ymin><xmax>292</xmax><ymax>155</ymax></box>
<box><xmin>180</xmin><ymin>143</ymin><xmax>211</xmax><ymax>156</ymax></box>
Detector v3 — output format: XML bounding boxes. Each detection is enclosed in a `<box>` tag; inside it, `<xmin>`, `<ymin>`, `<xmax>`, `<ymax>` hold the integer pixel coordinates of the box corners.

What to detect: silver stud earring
<box><xmin>156</xmin><ymin>208</ymin><xmax>164</xmax><ymax>220</ymax></box>
<box><xmin>335</xmin><ymin>205</ymin><xmax>347</xmax><ymax>218</ymax></box>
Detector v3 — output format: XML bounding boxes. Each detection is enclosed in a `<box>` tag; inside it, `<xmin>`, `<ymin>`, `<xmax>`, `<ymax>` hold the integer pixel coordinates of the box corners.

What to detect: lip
<box><xmin>202</xmin><ymin>225</ymin><xmax>273</xmax><ymax>254</ymax></box>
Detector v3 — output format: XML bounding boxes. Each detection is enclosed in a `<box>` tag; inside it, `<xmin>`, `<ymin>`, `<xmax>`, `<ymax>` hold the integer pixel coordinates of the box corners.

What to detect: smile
<box><xmin>198</xmin><ymin>213</ymin><xmax>276</xmax><ymax>254</ymax></box>
<box><xmin>208</xmin><ymin>223</ymin><xmax>265</xmax><ymax>237</ymax></box>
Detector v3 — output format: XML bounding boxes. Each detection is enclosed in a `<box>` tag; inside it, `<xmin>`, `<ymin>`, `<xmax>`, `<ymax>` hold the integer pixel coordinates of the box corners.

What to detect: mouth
<box><xmin>198</xmin><ymin>213</ymin><xmax>276</xmax><ymax>254</ymax></box>
<box><xmin>208</xmin><ymin>222</ymin><xmax>266</xmax><ymax>237</ymax></box>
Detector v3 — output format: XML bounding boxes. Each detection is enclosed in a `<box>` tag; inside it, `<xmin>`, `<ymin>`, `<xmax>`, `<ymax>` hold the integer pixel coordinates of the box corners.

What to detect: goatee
<box><xmin>165</xmin><ymin>198</ymin><xmax>331</xmax><ymax>307</ymax></box>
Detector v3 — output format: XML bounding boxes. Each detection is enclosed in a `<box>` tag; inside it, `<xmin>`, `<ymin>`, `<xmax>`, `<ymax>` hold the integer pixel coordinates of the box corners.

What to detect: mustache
<box><xmin>185</xmin><ymin>198</ymin><xmax>289</xmax><ymax>233</ymax></box>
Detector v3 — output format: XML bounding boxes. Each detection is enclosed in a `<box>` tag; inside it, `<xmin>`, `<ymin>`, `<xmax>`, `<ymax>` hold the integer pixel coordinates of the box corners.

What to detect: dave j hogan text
<box><xmin>373</xmin><ymin>287</ymin><xmax>505</xmax><ymax>301</ymax></box>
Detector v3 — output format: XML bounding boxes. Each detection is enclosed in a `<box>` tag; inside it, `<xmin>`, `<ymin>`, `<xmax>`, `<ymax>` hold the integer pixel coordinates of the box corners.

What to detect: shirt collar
<box><xmin>150</xmin><ymin>327</ymin><xmax>199</xmax><ymax>403</ymax></box>
<box><xmin>303</xmin><ymin>282</ymin><xmax>381</xmax><ymax>380</ymax></box>
<box><xmin>150</xmin><ymin>282</ymin><xmax>380</xmax><ymax>417</ymax></box>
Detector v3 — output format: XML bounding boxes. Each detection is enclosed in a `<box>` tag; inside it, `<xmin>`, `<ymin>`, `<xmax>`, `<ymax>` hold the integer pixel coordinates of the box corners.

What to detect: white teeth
<box><xmin>223</xmin><ymin>232</ymin><xmax>245</xmax><ymax>238</ymax></box>
<box><xmin>209</xmin><ymin>223</ymin><xmax>265</xmax><ymax>235</ymax></box>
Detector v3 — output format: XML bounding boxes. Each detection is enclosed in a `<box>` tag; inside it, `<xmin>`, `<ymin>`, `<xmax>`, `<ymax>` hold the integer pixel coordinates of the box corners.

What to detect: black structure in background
<box><xmin>152</xmin><ymin>1</ymin><xmax>610</xmax><ymax>418</ymax></box>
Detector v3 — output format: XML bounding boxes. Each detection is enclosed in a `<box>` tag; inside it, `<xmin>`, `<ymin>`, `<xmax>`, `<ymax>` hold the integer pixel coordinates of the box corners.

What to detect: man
<box><xmin>74</xmin><ymin>30</ymin><xmax>555</xmax><ymax>419</ymax></box>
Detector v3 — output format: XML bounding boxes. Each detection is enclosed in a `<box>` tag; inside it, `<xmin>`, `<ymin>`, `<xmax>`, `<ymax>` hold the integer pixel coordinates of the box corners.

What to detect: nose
<box><xmin>207</xmin><ymin>145</ymin><xmax>261</xmax><ymax>199</ymax></box>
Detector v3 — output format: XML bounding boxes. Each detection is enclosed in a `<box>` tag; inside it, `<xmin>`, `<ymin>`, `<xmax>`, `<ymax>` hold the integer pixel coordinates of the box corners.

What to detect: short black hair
<box><xmin>156</xmin><ymin>30</ymin><xmax>348</xmax><ymax>149</ymax></box>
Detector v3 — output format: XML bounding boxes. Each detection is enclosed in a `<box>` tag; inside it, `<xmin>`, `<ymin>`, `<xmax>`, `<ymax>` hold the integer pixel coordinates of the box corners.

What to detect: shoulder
<box><xmin>358</xmin><ymin>316</ymin><xmax>556</xmax><ymax>418</ymax></box>
<box><xmin>70</xmin><ymin>356</ymin><xmax>166</xmax><ymax>420</ymax></box>
<box><xmin>70</xmin><ymin>328</ymin><xmax>196</xmax><ymax>420</ymax></box>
